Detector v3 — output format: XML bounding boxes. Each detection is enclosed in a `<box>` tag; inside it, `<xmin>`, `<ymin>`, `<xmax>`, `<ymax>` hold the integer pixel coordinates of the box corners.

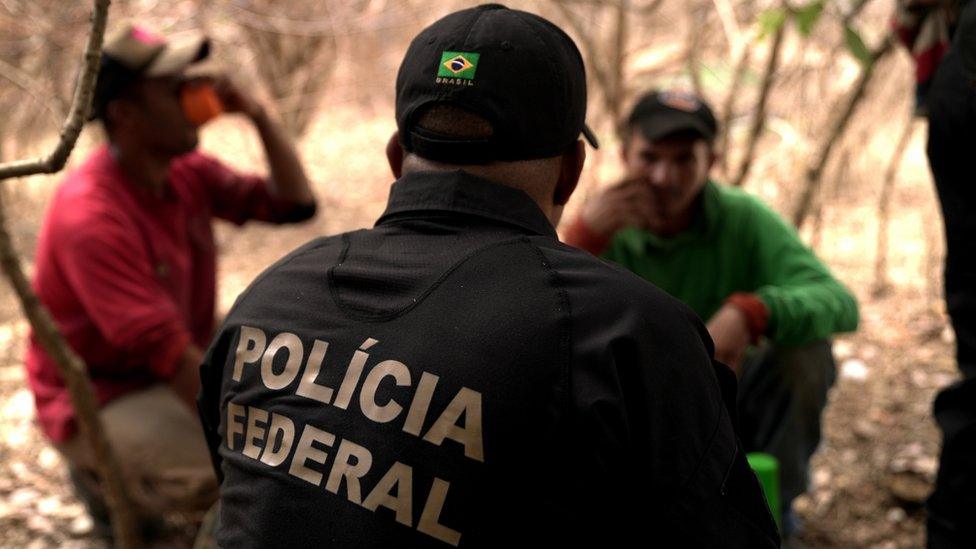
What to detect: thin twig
<box><xmin>873</xmin><ymin>116</ymin><xmax>916</xmax><ymax>295</ymax></box>
<box><xmin>552</xmin><ymin>1</ymin><xmax>613</xmax><ymax>97</ymax></box>
<box><xmin>841</xmin><ymin>0</ymin><xmax>872</xmax><ymax>26</ymax></box>
<box><xmin>711</xmin><ymin>0</ymin><xmax>742</xmax><ymax>52</ymax></box>
<box><xmin>0</xmin><ymin>56</ymin><xmax>66</xmax><ymax>127</ymax></box>
<box><xmin>230</xmin><ymin>2</ymin><xmax>416</xmax><ymax>38</ymax></box>
<box><xmin>0</xmin><ymin>2</ymin><xmax>108</xmax><ymax>179</ymax></box>
<box><xmin>554</xmin><ymin>0</ymin><xmax>662</xmax><ymax>133</ymax></box>
<box><xmin>791</xmin><ymin>35</ymin><xmax>896</xmax><ymax>228</ymax></box>
<box><xmin>685</xmin><ymin>2</ymin><xmax>708</xmax><ymax>100</ymax></box>
<box><xmin>633</xmin><ymin>0</ymin><xmax>665</xmax><ymax>17</ymax></box>
<box><xmin>610</xmin><ymin>0</ymin><xmax>630</xmax><ymax>123</ymax></box>
<box><xmin>715</xmin><ymin>0</ymin><xmax>757</xmax><ymax>178</ymax></box>
<box><xmin>824</xmin><ymin>0</ymin><xmax>875</xmax><ymax>62</ymax></box>
<box><xmin>718</xmin><ymin>43</ymin><xmax>752</xmax><ymax>177</ymax></box>
<box><xmin>731</xmin><ymin>8</ymin><xmax>788</xmax><ymax>187</ymax></box>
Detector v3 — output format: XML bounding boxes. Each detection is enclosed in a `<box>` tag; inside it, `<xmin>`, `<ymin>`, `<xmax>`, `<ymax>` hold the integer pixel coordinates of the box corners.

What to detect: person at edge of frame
<box><xmin>924</xmin><ymin>3</ymin><xmax>976</xmax><ymax>547</ymax></box>
<box><xmin>24</xmin><ymin>22</ymin><xmax>317</xmax><ymax>541</ymax></box>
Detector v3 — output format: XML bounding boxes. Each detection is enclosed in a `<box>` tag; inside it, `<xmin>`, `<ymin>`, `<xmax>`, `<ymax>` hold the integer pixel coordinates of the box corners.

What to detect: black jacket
<box><xmin>199</xmin><ymin>169</ymin><xmax>779</xmax><ymax>548</ymax></box>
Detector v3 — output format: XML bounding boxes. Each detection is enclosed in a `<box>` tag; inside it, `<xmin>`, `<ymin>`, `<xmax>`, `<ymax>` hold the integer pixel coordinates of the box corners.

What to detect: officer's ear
<box><xmin>553</xmin><ymin>139</ymin><xmax>585</xmax><ymax>206</ymax></box>
<box><xmin>386</xmin><ymin>132</ymin><xmax>404</xmax><ymax>179</ymax></box>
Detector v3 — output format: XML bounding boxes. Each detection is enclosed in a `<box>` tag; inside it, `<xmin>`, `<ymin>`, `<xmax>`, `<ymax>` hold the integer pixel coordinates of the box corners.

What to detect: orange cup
<box><xmin>181</xmin><ymin>82</ymin><xmax>223</xmax><ymax>126</ymax></box>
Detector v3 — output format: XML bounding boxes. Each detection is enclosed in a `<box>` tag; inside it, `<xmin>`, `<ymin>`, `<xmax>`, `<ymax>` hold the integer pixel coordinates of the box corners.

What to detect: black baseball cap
<box><xmin>90</xmin><ymin>24</ymin><xmax>210</xmax><ymax>121</ymax></box>
<box><xmin>626</xmin><ymin>90</ymin><xmax>718</xmax><ymax>143</ymax></box>
<box><xmin>395</xmin><ymin>4</ymin><xmax>598</xmax><ymax>165</ymax></box>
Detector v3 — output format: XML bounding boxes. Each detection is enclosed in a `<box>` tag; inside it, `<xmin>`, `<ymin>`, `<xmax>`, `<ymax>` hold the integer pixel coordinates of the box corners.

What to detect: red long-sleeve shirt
<box><xmin>26</xmin><ymin>145</ymin><xmax>314</xmax><ymax>442</ymax></box>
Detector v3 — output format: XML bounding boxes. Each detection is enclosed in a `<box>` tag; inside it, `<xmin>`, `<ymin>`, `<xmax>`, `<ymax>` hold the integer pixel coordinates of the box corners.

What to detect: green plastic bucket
<box><xmin>747</xmin><ymin>452</ymin><xmax>781</xmax><ymax>531</ymax></box>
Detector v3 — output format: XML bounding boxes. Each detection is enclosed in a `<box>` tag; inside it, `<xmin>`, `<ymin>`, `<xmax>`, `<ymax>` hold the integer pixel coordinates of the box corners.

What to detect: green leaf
<box><xmin>757</xmin><ymin>8</ymin><xmax>788</xmax><ymax>40</ymax></box>
<box><xmin>794</xmin><ymin>1</ymin><xmax>825</xmax><ymax>37</ymax></box>
<box><xmin>844</xmin><ymin>25</ymin><xmax>873</xmax><ymax>67</ymax></box>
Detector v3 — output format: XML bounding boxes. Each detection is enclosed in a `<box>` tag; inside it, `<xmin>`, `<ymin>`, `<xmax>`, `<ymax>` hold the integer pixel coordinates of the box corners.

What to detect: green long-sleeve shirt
<box><xmin>603</xmin><ymin>180</ymin><xmax>859</xmax><ymax>346</ymax></box>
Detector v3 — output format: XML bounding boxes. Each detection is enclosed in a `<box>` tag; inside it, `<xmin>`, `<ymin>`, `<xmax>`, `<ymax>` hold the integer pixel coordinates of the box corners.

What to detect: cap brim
<box><xmin>145</xmin><ymin>35</ymin><xmax>210</xmax><ymax>77</ymax></box>
<box><xmin>637</xmin><ymin>112</ymin><xmax>714</xmax><ymax>142</ymax></box>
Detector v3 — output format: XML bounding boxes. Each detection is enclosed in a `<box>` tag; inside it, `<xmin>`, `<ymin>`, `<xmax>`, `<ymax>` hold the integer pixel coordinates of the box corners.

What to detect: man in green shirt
<box><xmin>563</xmin><ymin>89</ymin><xmax>859</xmax><ymax>535</ymax></box>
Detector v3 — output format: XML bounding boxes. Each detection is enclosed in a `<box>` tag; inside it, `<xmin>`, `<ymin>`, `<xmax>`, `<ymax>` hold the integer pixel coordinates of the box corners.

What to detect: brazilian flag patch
<box><xmin>437</xmin><ymin>51</ymin><xmax>480</xmax><ymax>80</ymax></box>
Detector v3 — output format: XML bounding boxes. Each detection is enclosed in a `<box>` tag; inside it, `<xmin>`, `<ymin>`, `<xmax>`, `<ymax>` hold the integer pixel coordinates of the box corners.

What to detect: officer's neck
<box><xmin>401</xmin><ymin>161</ymin><xmax>560</xmax><ymax>227</ymax></box>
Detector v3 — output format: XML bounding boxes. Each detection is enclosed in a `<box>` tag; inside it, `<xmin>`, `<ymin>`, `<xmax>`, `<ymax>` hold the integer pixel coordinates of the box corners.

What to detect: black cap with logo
<box><xmin>626</xmin><ymin>90</ymin><xmax>718</xmax><ymax>143</ymax></box>
<box><xmin>395</xmin><ymin>3</ymin><xmax>598</xmax><ymax>165</ymax></box>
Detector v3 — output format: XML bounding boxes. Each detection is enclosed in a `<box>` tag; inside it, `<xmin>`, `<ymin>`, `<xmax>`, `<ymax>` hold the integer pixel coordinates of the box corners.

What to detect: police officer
<box><xmin>925</xmin><ymin>3</ymin><xmax>976</xmax><ymax>546</ymax></box>
<box><xmin>197</xmin><ymin>5</ymin><xmax>778</xmax><ymax>547</ymax></box>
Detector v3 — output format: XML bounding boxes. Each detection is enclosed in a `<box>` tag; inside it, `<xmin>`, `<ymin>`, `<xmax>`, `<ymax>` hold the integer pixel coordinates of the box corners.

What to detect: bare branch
<box><xmin>718</xmin><ymin>43</ymin><xmax>752</xmax><ymax>177</ymax></box>
<box><xmin>823</xmin><ymin>0</ymin><xmax>875</xmax><ymax>62</ymax></box>
<box><xmin>242</xmin><ymin>0</ymin><xmax>339</xmax><ymax>138</ymax></box>
<box><xmin>731</xmin><ymin>11</ymin><xmax>788</xmax><ymax>187</ymax></box>
<box><xmin>553</xmin><ymin>0</ymin><xmax>648</xmax><ymax>132</ymax></box>
<box><xmin>552</xmin><ymin>0</ymin><xmax>613</xmax><ymax>96</ymax></box>
<box><xmin>711</xmin><ymin>0</ymin><xmax>742</xmax><ymax>52</ymax></box>
<box><xmin>685</xmin><ymin>2</ymin><xmax>709</xmax><ymax>100</ymax></box>
<box><xmin>0</xmin><ymin>0</ymin><xmax>109</xmax><ymax>180</ymax></box>
<box><xmin>634</xmin><ymin>0</ymin><xmax>665</xmax><ymax>17</ymax></box>
<box><xmin>0</xmin><ymin>56</ymin><xmax>66</xmax><ymax>128</ymax></box>
<box><xmin>873</xmin><ymin>116</ymin><xmax>916</xmax><ymax>296</ymax></box>
<box><xmin>0</xmin><ymin>189</ymin><xmax>144</xmax><ymax>549</ymax></box>
<box><xmin>791</xmin><ymin>34</ymin><xmax>896</xmax><ymax>228</ymax></box>
<box><xmin>610</xmin><ymin>0</ymin><xmax>630</xmax><ymax>123</ymax></box>
<box><xmin>0</xmin><ymin>0</ymin><xmax>144</xmax><ymax>546</ymax></box>
<box><xmin>841</xmin><ymin>0</ymin><xmax>872</xmax><ymax>26</ymax></box>
<box><xmin>230</xmin><ymin>1</ymin><xmax>416</xmax><ymax>38</ymax></box>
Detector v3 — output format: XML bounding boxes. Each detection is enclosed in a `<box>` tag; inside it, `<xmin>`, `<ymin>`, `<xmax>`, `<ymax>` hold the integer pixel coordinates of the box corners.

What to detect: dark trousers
<box><xmin>926</xmin><ymin>239</ymin><xmax>976</xmax><ymax>549</ymax></box>
<box><xmin>928</xmin><ymin>189</ymin><xmax>976</xmax><ymax>549</ymax></box>
<box><xmin>925</xmin><ymin>42</ymin><xmax>976</xmax><ymax>548</ymax></box>
<box><xmin>926</xmin><ymin>115</ymin><xmax>976</xmax><ymax>549</ymax></box>
<box><xmin>737</xmin><ymin>339</ymin><xmax>837</xmax><ymax>529</ymax></box>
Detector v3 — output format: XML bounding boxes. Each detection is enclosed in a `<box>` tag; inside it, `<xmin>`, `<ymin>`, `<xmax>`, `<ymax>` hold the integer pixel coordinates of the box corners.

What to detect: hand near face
<box><xmin>706</xmin><ymin>303</ymin><xmax>752</xmax><ymax>376</ymax></box>
<box><xmin>580</xmin><ymin>177</ymin><xmax>654</xmax><ymax>238</ymax></box>
<box><xmin>210</xmin><ymin>75</ymin><xmax>265</xmax><ymax>120</ymax></box>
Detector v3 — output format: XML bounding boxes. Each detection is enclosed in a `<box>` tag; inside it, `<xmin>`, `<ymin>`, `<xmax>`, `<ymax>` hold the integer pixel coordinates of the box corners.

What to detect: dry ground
<box><xmin>0</xmin><ymin>106</ymin><xmax>955</xmax><ymax>547</ymax></box>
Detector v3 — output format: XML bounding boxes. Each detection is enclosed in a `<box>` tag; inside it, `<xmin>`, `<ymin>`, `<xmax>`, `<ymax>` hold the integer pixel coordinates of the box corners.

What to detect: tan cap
<box><xmin>90</xmin><ymin>24</ymin><xmax>209</xmax><ymax>120</ymax></box>
<box><xmin>102</xmin><ymin>23</ymin><xmax>209</xmax><ymax>75</ymax></box>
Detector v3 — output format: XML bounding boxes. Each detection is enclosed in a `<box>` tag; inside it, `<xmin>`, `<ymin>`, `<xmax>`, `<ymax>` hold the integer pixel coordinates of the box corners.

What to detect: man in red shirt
<box><xmin>24</xmin><ymin>24</ymin><xmax>317</xmax><ymax>536</ymax></box>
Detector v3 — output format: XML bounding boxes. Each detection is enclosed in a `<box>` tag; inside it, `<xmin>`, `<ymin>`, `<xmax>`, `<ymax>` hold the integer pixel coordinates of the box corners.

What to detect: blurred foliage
<box><xmin>844</xmin><ymin>23</ymin><xmax>875</xmax><ymax>66</ymax></box>
<box><xmin>758</xmin><ymin>6</ymin><xmax>789</xmax><ymax>38</ymax></box>
<box><xmin>795</xmin><ymin>1</ymin><xmax>827</xmax><ymax>35</ymax></box>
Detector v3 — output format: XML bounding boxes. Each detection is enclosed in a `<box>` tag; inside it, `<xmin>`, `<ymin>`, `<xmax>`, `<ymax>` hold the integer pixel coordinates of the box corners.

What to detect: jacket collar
<box><xmin>376</xmin><ymin>169</ymin><xmax>558</xmax><ymax>239</ymax></box>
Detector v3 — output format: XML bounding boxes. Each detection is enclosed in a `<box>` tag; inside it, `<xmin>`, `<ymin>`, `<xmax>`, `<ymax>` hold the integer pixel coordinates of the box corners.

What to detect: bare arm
<box><xmin>213</xmin><ymin>77</ymin><xmax>316</xmax><ymax>206</ymax></box>
<box><xmin>249</xmin><ymin>107</ymin><xmax>316</xmax><ymax>205</ymax></box>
